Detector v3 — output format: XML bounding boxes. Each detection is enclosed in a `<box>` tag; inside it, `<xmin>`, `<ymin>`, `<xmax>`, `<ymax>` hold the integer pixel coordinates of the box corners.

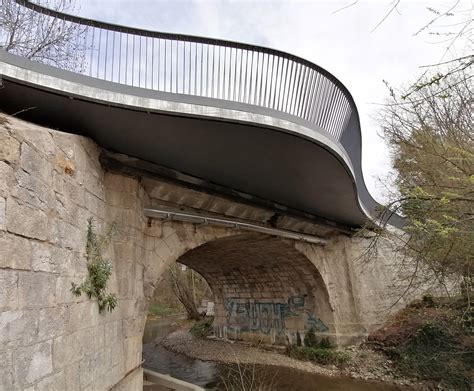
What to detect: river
<box><xmin>142</xmin><ymin>317</ymin><xmax>410</xmax><ymax>391</ymax></box>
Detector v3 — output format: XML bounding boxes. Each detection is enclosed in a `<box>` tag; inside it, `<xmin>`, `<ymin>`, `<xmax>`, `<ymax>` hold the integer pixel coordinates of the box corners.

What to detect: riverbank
<box><xmin>158</xmin><ymin>326</ymin><xmax>421</xmax><ymax>388</ymax></box>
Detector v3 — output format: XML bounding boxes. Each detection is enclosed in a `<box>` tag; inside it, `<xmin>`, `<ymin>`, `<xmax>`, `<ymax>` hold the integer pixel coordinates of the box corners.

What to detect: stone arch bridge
<box><xmin>0</xmin><ymin>1</ymin><xmax>404</xmax><ymax>390</ymax></box>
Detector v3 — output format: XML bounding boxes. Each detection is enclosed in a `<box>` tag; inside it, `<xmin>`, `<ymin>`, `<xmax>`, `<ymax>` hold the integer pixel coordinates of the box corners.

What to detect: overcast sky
<box><xmin>74</xmin><ymin>0</ymin><xmax>470</xmax><ymax>202</ymax></box>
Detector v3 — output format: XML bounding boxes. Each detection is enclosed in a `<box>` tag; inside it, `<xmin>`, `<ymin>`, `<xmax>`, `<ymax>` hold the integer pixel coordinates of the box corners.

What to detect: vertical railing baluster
<box><xmin>303</xmin><ymin>69</ymin><xmax>315</xmax><ymax>121</ymax></box>
<box><xmin>284</xmin><ymin>60</ymin><xmax>294</xmax><ymax>113</ymax></box>
<box><xmin>233</xmin><ymin>48</ymin><xmax>238</xmax><ymax>102</ymax></box>
<box><xmin>104</xmin><ymin>29</ymin><xmax>108</xmax><ymax>80</ymax></box>
<box><xmin>175</xmin><ymin>40</ymin><xmax>178</xmax><ymax>93</ymax></box>
<box><xmin>188</xmin><ymin>42</ymin><xmax>192</xmax><ymax>95</ymax></box>
<box><xmin>271</xmin><ymin>56</ymin><xmax>279</xmax><ymax>110</ymax></box>
<box><xmin>294</xmin><ymin>64</ymin><xmax>305</xmax><ymax>116</ymax></box>
<box><xmin>125</xmin><ymin>33</ymin><xmax>129</xmax><ymax>85</ymax></box>
<box><xmin>308</xmin><ymin>72</ymin><xmax>320</xmax><ymax>124</ymax></box>
<box><xmin>151</xmin><ymin>37</ymin><xmax>154</xmax><ymax>90</ymax></box>
<box><xmin>222</xmin><ymin>46</ymin><xmax>227</xmax><ymax>100</ymax></box>
<box><xmin>164</xmin><ymin>40</ymin><xmax>167</xmax><ymax>92</ymax></box>
<box><xmin>96</xmin><ymin>28</ymin><xmax>101</xmax><ymax>78</ymax></box>
<box><xmin>158</xmin><ymin>39</ymin><xmax>161</xmax><ymax>91</ymax></box>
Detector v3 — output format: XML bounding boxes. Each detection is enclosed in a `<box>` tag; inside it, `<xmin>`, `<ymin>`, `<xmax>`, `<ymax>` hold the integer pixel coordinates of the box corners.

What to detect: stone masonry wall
<box><xmin>1</xmin><ymin>114</ymin><xmax>409</xmax><ymax>390</ymax></box>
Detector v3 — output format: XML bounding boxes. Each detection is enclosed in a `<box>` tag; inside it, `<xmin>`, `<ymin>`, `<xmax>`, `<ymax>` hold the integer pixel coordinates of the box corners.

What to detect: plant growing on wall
<box><xmin>71</xmin><ymin>218</ymin><xmax>118</xmax><ymax>313</ymax></box>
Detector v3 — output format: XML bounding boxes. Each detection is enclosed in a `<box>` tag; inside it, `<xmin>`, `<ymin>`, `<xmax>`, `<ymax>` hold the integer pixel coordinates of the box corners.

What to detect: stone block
<box><xmin>51</xmin><ymin>218</ymin><xmax>85</xmax><ymax>251</ymax></box>
<box><xmin>55</xmin><ymin>276</ymin><xmax>83</xmax><ymax>305</ymax></box>
<box><xmin>14</xmin><ymin>122</ymin><xmax>55</xmax><ymax>157</ymax></box>
<box><xmin>66</xmin><ymin>302</ymin><xmax>100</xmax><ymax>333</ymax></box>
<box><xmin>0</xmin><ymin>310</ymin><xmax>38</xmax><ymax>348</ymax></box>
<box><xmin>0</xmin><ymin>232</ymin><xmax>32</xmax><ymax>270</ymax></box>
<box><xmin>0</xmin><ymin>269</ymin><xmax>18</xmax><ymax>311</ymax></box>
<box><xmin>30</xmin><ymin>241</ymin><xmax>58</xmax><ymax>274</ymax></box>
<box><xmin>53</xmin><ymin>332</ymin><xmax>81</xmax><ymax>370</ymax></box>
<box><xmin>78</xmin><ymin>349</ymin><xmax>106</xmax><ymax>389</ymax></box>
<box><xmin>18</xmin><ymin>271</ymin><xmax>56</xmax><ymax>309</ymax></box>
<box><xmin>0</xmin><ymin>196</ymin><xmax>4</xmax><ymax>231</ymax></box>
<box><xmin>0</xmin><ymin>161</ymin><xmax>14</xmax><ymax>198</ymax></box>
<box><xmin>38</xmin><ymin>306</ymin><xmax>68</xmax><ymax>342</ymax></box>
<box><xmin>13</xmin><ymin>168</ymin><xmax>56</xmax><ymax>211</ymax></box>
<box><xmin>64</xmin><ymin>364</ymin><xmax>81</xmax><ymax>391</ymax></box>
<box><xmin>6</xmin><ymin>198</ymin><xmax>49</xmax><ymax>241</ymax></box>
<box><xmin>36</xmin><ymin>371</ymin><xmax>66</xmax><ymax>391</ymax></box>
<box><xmin>0</xmin><ymin>349</ymin><xmax>13</xmax><ymax>390</ymax></box>
<box><xmin>84</xmin><ymin>172</ymin><xmax>104</xmax><ymax>200</ymax></box>
<box><xmin>19</xmin><ymin>142</ymin><xmax>53</xmax><ymax>185</ymax></box>
<box><xmin>84</xmin><ymin>190</ymin><xmax>106</xmax><ymax>220</ymax></box>
<box><xmin>0</xmin><ymin>130</ymin><xmax>20</xmax><ymax>164</ymax></box>
<box><xmin>13</xmin><ymin>340</ymin><xmax>53</xmax><ymax>386</ymax></box>
<box><xmin>104</xmin><ymin>174</ymin><xmax>138</xmax><ymax>193</ymax></box>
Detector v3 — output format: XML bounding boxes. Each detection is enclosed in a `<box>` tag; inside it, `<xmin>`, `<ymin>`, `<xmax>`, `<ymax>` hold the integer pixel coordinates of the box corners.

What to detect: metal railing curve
<box><xmin>1</xmin><ymin>0</ymin><xmax>402</xmax><ymax>228</ymax></box>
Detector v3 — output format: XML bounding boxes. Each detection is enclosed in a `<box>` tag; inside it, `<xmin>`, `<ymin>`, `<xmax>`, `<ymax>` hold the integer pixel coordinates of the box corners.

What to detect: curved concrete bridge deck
<box><xmin>0</xmin><ymin>0</ymin><xmax>402</xmax><ymax>231</ymax></box>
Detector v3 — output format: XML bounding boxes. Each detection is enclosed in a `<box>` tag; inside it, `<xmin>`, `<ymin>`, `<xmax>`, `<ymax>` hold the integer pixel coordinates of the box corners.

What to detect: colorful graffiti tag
<box><xmin>223</xmin><ymin>296</ymin><xmax>328</xmax><ymax>335</ymax></box>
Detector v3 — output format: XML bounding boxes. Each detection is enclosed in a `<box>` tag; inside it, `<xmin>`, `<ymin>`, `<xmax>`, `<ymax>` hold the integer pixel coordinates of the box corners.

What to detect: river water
<box><xmin>142</xmin><ymin>318</ymin><xmax>409</xmax><ymax>391</ymax></box>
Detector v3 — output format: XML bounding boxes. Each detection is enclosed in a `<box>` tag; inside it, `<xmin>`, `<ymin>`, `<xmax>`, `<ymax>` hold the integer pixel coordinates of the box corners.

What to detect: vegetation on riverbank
<box><xmin>369</xmin><ymin>295</ymin><xmax>473</xmax><ymax>389</ymax></box>
<box><xmin>189</xmin><ymin>316</ymin><xmax>214</xmax><ymax>338</ymax></box>
<box><xmin>147</xmin><ymin>303</ymin><xmax>183</xmax><ymax>318</ymax></box>
<box><xmin>286</xmin><ymin>328</ymin><xmax>350</xmax><ymax>366</ymax></box>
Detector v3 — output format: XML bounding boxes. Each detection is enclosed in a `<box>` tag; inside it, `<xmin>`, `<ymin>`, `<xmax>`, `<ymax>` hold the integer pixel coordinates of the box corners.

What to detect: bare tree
<box><xmin>169</xmin><ymin>263</ymin><xmax>205</xmax><ymax>321</ymax></box>
<box><xmin>362</xmin><ymin>70</ymin><xmax>473</xmax><ymax>318</ymax></box>
<box><xmin>0</xmin><ymin>0</ymin><xmax>86</xmax><ymax>71</ymax></box>
<box><xmin>333</xmin><ymin>1</ymin><xmax>473</xmax><ymax>97</ymax></box>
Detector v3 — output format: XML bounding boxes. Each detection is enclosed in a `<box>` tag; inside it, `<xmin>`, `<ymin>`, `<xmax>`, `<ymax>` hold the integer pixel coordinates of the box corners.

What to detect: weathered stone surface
<box><xmin>18</xmin><ymin>272</ymin><xmax>56</xmax><ymax>309</ymax></box>
<box><xmin>0</xmin><ymin>309</ymin><xmax>38</xmax><ymax>348</ymax></box>
<box><xmin>0</xmin><ymin>115</ymin><xmax>412</xmax><ymax>390</ymax></box>
<box><xmin>0</xmin><ymin>129</ymin><xmax>20</xmax><ymax>164</ymax></box>
<box><xmin>0</xmin><ymin>232</ymin><xmax>32</xmax><ymax>270</ymax></box>
<box><xmin>0</xmin><ymin>160</ymin><xmax>14</xmax><ymax>198</ymax></box>
<box><xmin>13</xmin><ymin>168</ymin><xmax>55</xmax><ymax>211</ymax></box>
<box><xmin>13</xmin><ymin>340</ymin><xmax>53</xmax><ymax>386</ymax></box>
<box><xmin>0</xmin><ymin>270</ymin><xmax>18</xmax><ymax>311</ymax></box>
<box><xmin>19</xmin><ymin>142</ymin><xmax>53</xmax><ymax>185</ymax></box>
<box><xmin>6</xmin><ymin>197</ymin><xmax>49</xmax><ymax>241</ymax></box>
<box><xmin>0</xmin><ymin>348</ymin><xmax>13</xmax><ymax>390</ymax></box>
<box><xmin>0</xmin><ymin>196</ymin><xmax>5</xmax><ymax>231</ymax></box>
<box><xmin>36</xmin><ymin>371</ymin><xmax>66</xmax><ymax>391</ymax></box>
<box><xmin>38</xmin><ymin>306</ymin><xmax>68</xmax><ymax>342</ymax></box>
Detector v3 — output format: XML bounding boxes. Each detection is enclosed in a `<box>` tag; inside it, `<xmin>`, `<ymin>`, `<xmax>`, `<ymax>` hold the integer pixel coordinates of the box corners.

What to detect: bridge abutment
<box><xmin>0</xmin><ymin>115</ymin><xmax>405</xmax><ymax>390</ymax></box>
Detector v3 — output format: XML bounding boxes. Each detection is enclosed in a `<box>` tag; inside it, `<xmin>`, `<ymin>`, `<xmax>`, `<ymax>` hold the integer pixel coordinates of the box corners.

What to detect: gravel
<box><xmin>158</xmin><ymin>327</ymin><xmax>421</xmax><ymax>387</ymax></box>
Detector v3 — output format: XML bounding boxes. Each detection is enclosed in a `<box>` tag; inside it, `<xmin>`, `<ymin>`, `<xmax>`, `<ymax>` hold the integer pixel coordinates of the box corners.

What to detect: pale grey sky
<box><xmin>75</xmin><ymin>0</ymin><xmax>471</xmax><ymax>202</ymax></box>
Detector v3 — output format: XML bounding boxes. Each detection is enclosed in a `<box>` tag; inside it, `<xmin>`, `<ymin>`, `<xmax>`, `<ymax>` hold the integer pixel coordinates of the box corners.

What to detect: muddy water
<box><xmin>142</xmin><ymin>319</ymin><xmax>410</xmax><ymax>391</ymax></box>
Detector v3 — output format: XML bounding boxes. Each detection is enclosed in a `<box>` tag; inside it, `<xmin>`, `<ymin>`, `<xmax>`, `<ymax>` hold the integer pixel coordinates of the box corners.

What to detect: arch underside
<box><xmin>178</xmin><ymin>233</ymin><xmax>335</xmax><ymax>344</ymax></box>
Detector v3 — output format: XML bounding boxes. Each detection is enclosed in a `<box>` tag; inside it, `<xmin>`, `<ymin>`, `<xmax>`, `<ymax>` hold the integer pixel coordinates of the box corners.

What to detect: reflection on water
<box><xmin>142</xmin><ymin>319</ymin><xmax>411</xmax><ymax>391</ymax></box>
<box><xmin>142</xmin><ymin>315</ymin><xmax>185</xmax><ymax>344</ymax></box>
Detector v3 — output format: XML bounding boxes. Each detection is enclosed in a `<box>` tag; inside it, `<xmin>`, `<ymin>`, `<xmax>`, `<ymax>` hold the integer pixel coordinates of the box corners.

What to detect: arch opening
<box><xmin>176</xmin><ymin>233</ymin><xmax>335</xmax><ymax>345</ymax></box>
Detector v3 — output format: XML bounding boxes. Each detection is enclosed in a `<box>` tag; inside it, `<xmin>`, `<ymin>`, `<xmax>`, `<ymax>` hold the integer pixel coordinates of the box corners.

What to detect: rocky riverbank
<box><xmin>158</xmin><ymin>326</ymin><xmax>423</xmax><ymax>388</ymax></box>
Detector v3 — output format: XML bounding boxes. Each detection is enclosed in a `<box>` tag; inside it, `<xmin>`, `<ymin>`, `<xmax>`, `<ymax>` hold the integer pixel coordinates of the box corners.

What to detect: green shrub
<box><xmin>370</xmin><ymin>297</ymin><xmax>474</xmax><ymax>390</ymax></box>
<box><xmin>304</xmin><ymin>328</ymin><xmax>318</xmax><ymax>347</ymax></box>
<box><xmin>190</xmin><ymin>316</ymin><xmax>214</xmax><ymax>338</ymax></box>
<box><xmin>71</xmin><ymin>218</ymin><xmax>117</xmax><ymax>313</ymax></box>
<box><xmin>287</xmin><ymin>345</ymin><xmax>350</xmax><ymax>366</ymax></box>
<box><xmin>148</xmin><ymin>303</ymin><xmax>180</xmax><ymax>318</ymax></box>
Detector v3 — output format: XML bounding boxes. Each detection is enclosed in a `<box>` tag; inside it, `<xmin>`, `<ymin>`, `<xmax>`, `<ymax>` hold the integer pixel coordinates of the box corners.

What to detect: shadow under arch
<box><xmin>176</xmin><ymin>232</ymin><xmax>335</xmax><ymax>345</ymax></box>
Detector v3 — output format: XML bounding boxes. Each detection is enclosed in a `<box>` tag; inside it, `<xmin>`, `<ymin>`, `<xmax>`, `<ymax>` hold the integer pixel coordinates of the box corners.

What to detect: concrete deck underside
<box><xmin>0</xmin><ymin>52</ymin><xmax>369</xmax><ymax>229</ymax></box>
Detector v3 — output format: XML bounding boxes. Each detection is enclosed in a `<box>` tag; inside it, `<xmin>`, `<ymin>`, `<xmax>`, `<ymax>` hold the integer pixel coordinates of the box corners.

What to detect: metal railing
<box><xmin>2</xmin><ymin>0</ymin><xmax>355</xmax><ymax>143</ymax></box>
<box><xmin>1</xmin><ymin>0</ymin><xmax>402</xmax><ymax>227</ymax></box>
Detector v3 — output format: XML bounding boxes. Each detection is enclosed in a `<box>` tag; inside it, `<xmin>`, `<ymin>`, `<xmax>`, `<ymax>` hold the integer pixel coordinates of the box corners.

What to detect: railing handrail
<box><xmin>15</xmin><ymin>0</ymin><xmax>355</xmax><ymax>106</ymax></box>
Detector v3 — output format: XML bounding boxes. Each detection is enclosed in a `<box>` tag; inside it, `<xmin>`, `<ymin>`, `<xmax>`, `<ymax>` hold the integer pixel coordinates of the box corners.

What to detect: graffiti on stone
<box><xmin>224</xmin><ymin>296</ymin><xmax>328</xmax><ymax>335</ymax></box>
